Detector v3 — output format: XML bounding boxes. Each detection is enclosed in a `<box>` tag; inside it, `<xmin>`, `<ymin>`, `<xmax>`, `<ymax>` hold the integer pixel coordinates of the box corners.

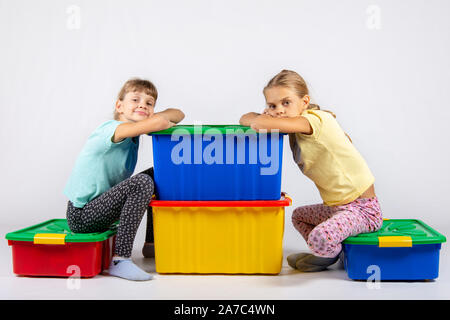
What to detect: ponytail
<box><xmin>306</xmin><ymin>104</ymin><xmax>352</xmax><ymax>143</ymax></box>
<box><xmin>306</xmin><ymin>104</ymin><xmax>336</xmax><ymax>118</ymax></box>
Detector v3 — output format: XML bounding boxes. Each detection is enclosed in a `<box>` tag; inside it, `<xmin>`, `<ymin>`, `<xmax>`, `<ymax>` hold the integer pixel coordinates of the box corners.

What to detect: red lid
<box><xmin>150</xmin><ymin>193</ymin><xmax>292</xmax><ymax>207</ymax></box>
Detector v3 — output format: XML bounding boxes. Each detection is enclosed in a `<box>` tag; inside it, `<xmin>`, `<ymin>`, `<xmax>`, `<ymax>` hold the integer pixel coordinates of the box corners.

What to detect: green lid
<box><xmin>149</xmin><ymin>125</ymin><xmax>258</xmax><ymax>135</ymax></box>
<box><xmin>343</xmin><ymin>219</ymin><xmax>446</xmax><ymax>245</ymax></box>
<box><xmin>5</xmin><ymin>219</ymin><xmax>118</xmax><ymax>243</ymax></box>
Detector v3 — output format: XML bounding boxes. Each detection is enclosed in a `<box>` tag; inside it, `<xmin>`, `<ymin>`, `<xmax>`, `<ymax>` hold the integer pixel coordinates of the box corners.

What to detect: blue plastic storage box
<box><xmin>149</xmin><ymin>125</ymin><xmax>285</xmax><ymax>201</ymax></box>
<box><xmin>342</xmin><ymin>219</ymin><xmax>446</xmax><ymax>281</ymax></box>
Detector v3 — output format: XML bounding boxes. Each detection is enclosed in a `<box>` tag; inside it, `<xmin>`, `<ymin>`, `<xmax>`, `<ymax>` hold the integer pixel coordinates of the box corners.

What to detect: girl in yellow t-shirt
<box><xmin>240</xmin><ymin>70</ymin><xmax>383</xmax><ymax>272</ymax></box>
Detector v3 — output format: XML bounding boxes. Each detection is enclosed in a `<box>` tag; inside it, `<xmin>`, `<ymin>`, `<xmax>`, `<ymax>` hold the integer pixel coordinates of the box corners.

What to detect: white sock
<box><xmin>108</xmin><ymin>259</ymin><xmax>153</xmax><ymax>281</ymax></box>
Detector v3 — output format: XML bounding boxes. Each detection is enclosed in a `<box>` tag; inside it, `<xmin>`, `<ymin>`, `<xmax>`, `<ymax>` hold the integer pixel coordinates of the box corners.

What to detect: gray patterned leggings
<box><xmin>66</xmin><ymin>168</ymin><xmax>155</xmax><ymax>258</ymax></box>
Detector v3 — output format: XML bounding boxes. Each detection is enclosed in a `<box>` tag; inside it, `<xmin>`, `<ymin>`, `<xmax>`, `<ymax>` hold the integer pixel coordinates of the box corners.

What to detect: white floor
<box><xmin>1</xmin><ymin>222</ymin><xmax>450</xmax><ymax>300</ymax></box>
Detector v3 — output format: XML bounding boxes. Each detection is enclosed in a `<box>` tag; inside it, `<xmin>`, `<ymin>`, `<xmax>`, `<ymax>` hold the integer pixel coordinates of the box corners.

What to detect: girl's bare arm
<box><xmin>239</xmin><ymin>112</ymin><xmax>312</xmax><ymax>134</ymax></box>
<box><xmin>239</xmin><ymin>112</ymin><xmax>261</xmax><ymax>127</ymax></box>
<box><xmin>112</xmin><ymin>114</ymin><xmax>176</xmax><ymax>143</ymax></box>
<box><xmin>112</xmin><ymin>108</ymin><xmax>184</xmax><ymax>143</ymax></box>
<box><xmin>155</xmin><ymin>108</ymin><xmax>185</xmax><ymax>124</ymax></box>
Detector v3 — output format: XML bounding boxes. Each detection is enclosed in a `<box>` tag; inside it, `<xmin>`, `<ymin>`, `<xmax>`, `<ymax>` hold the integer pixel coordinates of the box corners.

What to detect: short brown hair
<box><xmin>114</xmin><ymin>78</ymin><xmax>158</xmax><ymax>120</ymax></box>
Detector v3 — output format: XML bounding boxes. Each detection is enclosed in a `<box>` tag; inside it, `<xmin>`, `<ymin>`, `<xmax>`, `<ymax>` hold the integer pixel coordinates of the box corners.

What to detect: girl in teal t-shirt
<box><xmin>64</xmin><ymin>78</ymin><xmax>184</xmax><ymax>281</ymax></box>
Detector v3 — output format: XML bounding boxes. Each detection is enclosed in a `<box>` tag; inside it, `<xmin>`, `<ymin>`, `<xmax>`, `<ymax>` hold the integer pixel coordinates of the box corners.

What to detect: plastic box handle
<box><xmin>34</xmin><ymin>233</ymin><xmax>66</xmax><ymax>245</ymax></box>
<box><xmin>378</xmin><ymin>236</ymin><xmax>412</xmax><ymax>247</ymax></box>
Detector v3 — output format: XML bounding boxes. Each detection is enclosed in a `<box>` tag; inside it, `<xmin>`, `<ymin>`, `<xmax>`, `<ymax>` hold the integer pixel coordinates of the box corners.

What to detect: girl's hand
<box><xmin>250</xmin><ymin>114</ymin><xmax>313</xmax><ymax>134</ymax></box>
<box><xmin>113</xmin><ymin>114</ymin><xmax>174</xmax><ymax>142</ymax></box>
<box><xmin>160</xmin><ymin>119</ymin><xmax>176</xmax><ymax>131</ymax></box>
<box><xmin>239</xmin><ymin>112</ymin><xmax>260</xmax><ymax>127</ymax></box>
<box><xmin>240</xmin><ymin>112</ymin><xmax>273</xmax><ymax>129</ymax></box>
<box><xmin>155</xmin><ymin>108</ymin><xmax>185</xmax><ymax>124</ymax></box>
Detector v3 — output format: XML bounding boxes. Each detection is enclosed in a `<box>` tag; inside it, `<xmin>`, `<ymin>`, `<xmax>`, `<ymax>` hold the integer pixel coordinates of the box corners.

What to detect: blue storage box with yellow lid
<box><xmin>342</xmin><ymin>219</ymin><xmax>446</xmax><ymax>280</ymax></box>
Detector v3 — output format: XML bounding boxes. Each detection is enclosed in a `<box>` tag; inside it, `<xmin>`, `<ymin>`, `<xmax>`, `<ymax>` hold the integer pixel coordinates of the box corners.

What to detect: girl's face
<box><xmin>263</xmin><ymin>86</ymin><xmax>310</xmax><ymax>118</ymax></box>
<box><xmin>115</xmin><ymin>90</ymin><xmax>155</xmax><ymax>122</ymax></box>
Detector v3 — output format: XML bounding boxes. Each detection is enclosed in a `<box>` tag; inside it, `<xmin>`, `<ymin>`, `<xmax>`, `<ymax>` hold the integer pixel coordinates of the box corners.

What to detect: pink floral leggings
<box><xmin>292</xmin><ymin>197</ymin><xmax>383</xmax><ymax>258</ymax></box>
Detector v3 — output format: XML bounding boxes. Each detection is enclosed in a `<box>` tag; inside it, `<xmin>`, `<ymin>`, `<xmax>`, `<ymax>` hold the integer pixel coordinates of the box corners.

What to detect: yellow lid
<box><xmin>34</xmin><ymin>233</ymin><xmax>66</xmax><ymax>245</ymax></box>
<box><xmin>378</xmin><ymin>236</ymin><xmax>412</xmax><ymax>247</ymax></box>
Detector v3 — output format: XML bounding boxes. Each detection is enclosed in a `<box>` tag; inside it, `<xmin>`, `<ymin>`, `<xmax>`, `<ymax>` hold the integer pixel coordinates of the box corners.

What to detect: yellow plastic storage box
<box><xmin>150</xmin><ymin>193</ymin><xmax>291</xmax><ymax>274</ymax></box>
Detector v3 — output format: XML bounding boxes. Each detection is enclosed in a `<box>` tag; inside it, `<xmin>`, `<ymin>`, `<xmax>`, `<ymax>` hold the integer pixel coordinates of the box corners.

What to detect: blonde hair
<box><xmin>114</xmin><ymin>78</ymin><xmax>158</xmax><ymax>120</ymax></box>
<box><xmin>264</xmin><ymin>69</ymin><xmax>336</xmax><ymax>117</ymax></box>
<box><xmin>264</xmin><ymin>70</ymin><xmax>351</xmax><ymax>142</ymax></box>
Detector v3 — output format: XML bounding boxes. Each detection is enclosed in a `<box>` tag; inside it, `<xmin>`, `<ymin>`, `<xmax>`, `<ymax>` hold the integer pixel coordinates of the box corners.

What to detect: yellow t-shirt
<box><xmin>289</xmin><ymin>109</ymin><xmax>375</xmax><ymax>206</ymax></box>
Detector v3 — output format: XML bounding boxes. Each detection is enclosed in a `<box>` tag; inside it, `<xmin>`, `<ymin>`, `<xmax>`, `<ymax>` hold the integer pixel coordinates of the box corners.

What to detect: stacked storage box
<box><xmin>149</xmin><ymin>125</ymin><xmax>290</xmax><ymax>274</ymax></box>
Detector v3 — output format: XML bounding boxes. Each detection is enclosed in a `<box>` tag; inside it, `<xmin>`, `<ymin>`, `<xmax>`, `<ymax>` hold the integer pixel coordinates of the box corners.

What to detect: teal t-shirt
<box><xmin>64</xmin><ymin>120</ymin><xmax>139</xmax><ymax>208</ymax></box>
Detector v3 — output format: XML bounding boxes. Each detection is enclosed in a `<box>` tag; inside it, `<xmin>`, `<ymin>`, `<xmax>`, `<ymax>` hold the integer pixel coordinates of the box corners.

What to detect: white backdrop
<box><xmin>1</xmin><ymin>0</ymin><xmax>449</xmax><ymax>247</ymax></box>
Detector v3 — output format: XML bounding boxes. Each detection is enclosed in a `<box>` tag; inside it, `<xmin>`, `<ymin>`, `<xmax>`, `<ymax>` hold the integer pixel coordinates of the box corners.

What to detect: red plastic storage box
<box><xmin>5</xmin><ymin>219</ymin><xmax>117</xmax><ymax>278</ymax></box>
